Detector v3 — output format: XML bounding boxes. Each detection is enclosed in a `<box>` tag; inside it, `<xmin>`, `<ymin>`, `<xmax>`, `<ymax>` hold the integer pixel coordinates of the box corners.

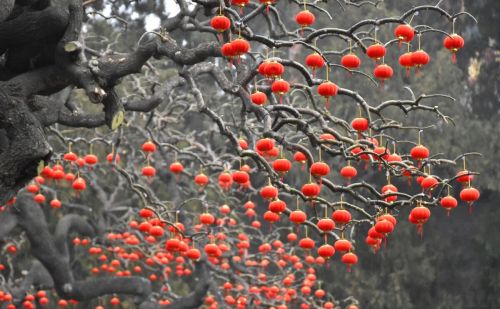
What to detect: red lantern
<box><xmin>299</xmin><ymin>237</ymin><xmax>315</xmax><ymax>249</ymax></box>
<box><xmin>310</xmin><ymin>161</ymin><xmax>330</xmax><ymax>177</ymax></box>
<box><xmin>142</xmin><ymin>165</ymin><xmax>156</xmax><ymax>178</ymax></box>
<box><xmin>366</xmin><ymin>43</ymin><xmax>386</xmax><ymax>61</ymax></box>
<box><xmin>269</xmin><ymin>199</ymin><xmax>287</xmax><ymax>213</ymax></box>
<box><xmin>443</xmin><ymin>34</ymin><xmax>464</xmax><ymax>63</ymax></box>
<box><xmin>398</xmin><ymin>52</ymin><xmax>414</xmax><ymax>77</ymax></box>
<box><xmin>317</xmin><ymin>244</ymin><xmax>335</xmax><ymax>258</ymax></box>
<box><xmin>334</xmin><ymin>239</ymin><xmax>352</xmax><ymax>252</ymax></box>
<box><xmin>332</xmin><ymin>209</ymin><xmax>351</xmax><ymax>225</ymax></box>
<box><xmin>440</xmin><ymin>195</ymin><xmax>458</xmax><ymax>215</ymax></box>
<box><xmin>231</xmin><ymin>38</ymin><xmax>250</xmax><ymax>56</ymax></box>
<box><xmin>289</xmin><ymin>210</ymin><xmax>307</xmax><ymax>224</ymax></box>
<box><xmin>273</xmin><ymin>158</ymin><xmax>292</xmax><ymax>174</ymax></box>
<box><xmin>256</xmin><ymin>138</ymin><xmax>275</xmax><ymax>152</ymax></box>
<box><xmin>374</xmin><ymin>219</ymin><xmax>394</xmax><ymax>235</ymax></box>
<box><xmin>351</xmin><ymin>117</ymin><xmax>369</xmax><ymax>132</ymax></box>
<box><xmin>295</xmin><ymin>10</ymin><xmax>315</xmax><ymax>29</ymax></box>
<box><xmin>341</xmin><ymin>53</ymin><xmax>361</xmax><ymax>70</ymax></box>
<box><xmin>271</xmin><ymin>79</ymin><xmax>290</xmax><ymax>103</ymax></box>
<box><xmin>394</xmin><ymin>24</ymin><xmax>415</xmax><ymax>45</ymax></box>
<box><xmin>459</xmin><ymin>187</ymin><xmax>480</xmax><ymax>204</ymax></box>
<box><xmin>210</xmin><ymin>15</ymin><xmax>230</xmax><ymax>32</ymax></box>
<box><xmin>411</xmin><ymin>144</ymin><xmax>429</xmax><ymax>161</ymax></box>
<box><xmin>341</xmin><ymin>252</ymin><xmax>358</xmax><ymax>272</ymax></box>
<box><xmin>411</xmin><ymin>50</ymin><xmax>430</xmax><ymax>72</ymax></box>
<box><xmin>301</xmin><ymin>182</ymin><xmax>320</xmax><ymax>198</ymax></box>
<box><xmin>340</xmin><ymin>165</ymin><xmax>357</xmax><ymax>180</ymax></box>
<box><xmin>264</xmin><ymin>61</ymin><xmax>285</xmax><ymax>78</ymax></box>
<box><xmin>260</xmin><ymin>184</ymin><xmax>278</xmax><ymax>200</ymax></box>
<box><xmin>317</xmin><ymin>81</ymin><xmax>338</xmax><ymax>107</ymax></box>
<box><xmin>373</xmin><ymin>64</ymin><xmax>393</xmax><ymax>82</ymax></box>
<box><xmin>317</xmin><ymin>218</ymin><xmax>335</xmax><ymax>232</ymax></box>
<box><xmin>305</xmin><ymin>53</ymin><xmax>325</xmax><ymax>76</ymax></box>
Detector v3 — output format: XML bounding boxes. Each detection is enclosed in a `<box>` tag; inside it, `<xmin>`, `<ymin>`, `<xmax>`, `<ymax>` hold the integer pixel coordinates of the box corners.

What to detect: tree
<box><xmin>0</xmin><ymin>0</ymin><xmax>483</xmax><ymax>308</ymax></box>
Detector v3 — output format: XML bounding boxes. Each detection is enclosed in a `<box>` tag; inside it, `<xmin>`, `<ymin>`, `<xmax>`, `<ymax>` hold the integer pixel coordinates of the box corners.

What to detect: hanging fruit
<box><xmin>443</xmin><ymin>33</ymin><xmax>464</xmax><ymax>63</ymax></box>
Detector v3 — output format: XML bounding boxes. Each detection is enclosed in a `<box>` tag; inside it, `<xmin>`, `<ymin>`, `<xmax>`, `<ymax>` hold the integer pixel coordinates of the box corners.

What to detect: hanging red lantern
<box><xmin>269</xmin><ymin>199</ymin><xmax>286</xmax><ymax>213</ymax></box>
<box><xmin>169</xmin><ymin>162</ymin><xmax>184</xmax><ymax>174</ymax></box>
<box><xmin>366</xmin><ymin>43</ymin><xmax>386</xmax><ymax>61</ymax></box>
<box><xmin>271</xmin><ymin>79</ymin><xmax>290</xmax><ymax>103</ymax></box>
<box><xmin>440</xmin><ymin>195</ymin><xmax>458</xmax><ymax>215</ymax></box>
<box><xmin>411</xmin><ymin>50</ymin><xmax>430</xmax><ymax>73</ymax></box>
<box><xmin>263</xmin><ymin>210</ymin><xmax>280</xmax><ymax>223</ymax></box>
<box><xmin>317</xmin><ymin>81</ymin><xmax>338</xmax><ymax>108</ymax></box>
<box><xmin>260</xmin><ymin>184</ymin><xmax>278</xmax><ymax>200</ymax></box>
<box><xmin>410</xmin><ymin>205</ymin><xmax>431</xmax><ymax>235</ymax></box>
<box><xmin>142</xmin><ymin>165</ymin><xmax>156</xmax><ymax>178</ymax></box>
<box><xmin>317</xmin><ymin>218</ymin><xmax>335</xmax><ymax>232</ymax></box>
<box><xmin>293</xmin><ymin>151</ymin><xmax>307</xmax><ymax>164</ymax></box>
<box><xmin>299</xmin><ymin>237</ymin><xmax>315</xmax><ymax>250</ymax></box>
<box><xmin>398</xmin><ymin>52</ymin><xmax>414</xmax><ymax>77</ymax></box>
<box><xmin>239</xmin><ymin>138</ymin><xmax>248</xmax><ymax>150</ymax></box>
<box><xmin>301</xmin><ymin>182</ymin><xmax>320</xmax><ymax>198</ymax></box>
<box><xmin>340</xmin><ymin>165</ymin><xmax>357</xmax><ymax>180</ymax></box>
<box><xmin>459</xmin><ymin>187</ymin><xmax>480</xmax><ymax>204</ymax></box>
<box><xmin>341</xmin><ymin>252</ymin><xmax>358</xmax><ymax>272</ymax></box>
<box><xmin>264</xmin><ymin>61</ymin><xmax>285</xmax><ymax>79</ymax></box>
<box><xmin>382</xmin><ymin>184</ymin><xmax>398</xmax><ymax>202</ymax></box>
<box><xmin>317</xmin><ymin>244</ymin><xmax>335</xmax><ymax>258</ymax></box>
<box><xmin>231</xmin><ymin>0</ymin><xmax>249</xmax><ymax>12</ymax></box>
<box><xmin>305</xmin><ymin>53</ymin><xmax>325</xmax><ymax>76</ymax></box>
<box><xmin>421</xmin><ymin>175</ymin><xmax>439</xmax><ymax>191</ymax></box>
<box><xmin>295</xmin><ymin>10</ymin><xmax>315</xmax><ymax>34</ymax></box>
<box><xmin>341</xmin><ymin>53</ymin><xmax>361</xmax><ymax>70</ymax></box>
<box><xmin>310</xmin><ymin>161</ymin><xmax>330</xmax><ymax>178</ymax></box>
<box><xmin>332</xmin><ymin>209</ymin><xmax>351</xmax><ymax>225</ymax></box>
<box><xmin>411</xmin><ymin>144</ymin><xmax>429</xmax><ymax>162</ymax></box>
<box><xmin>231</xmin><ymin>38</ymin><xmax>250</xmax><ymax>56</ymax></box>
<box><xmin>142</xmin><ymin>141</ymin><xmax>156</xmax><ymax>153</ymax></box>
<box><xmin>221</xmin><ymin>42</ymin><xmax>236</xmax><ymax>63</ymax></box>
<box><xmin>210</xmin><ymin>15</ymin><xmax>231</xmax><ymax>32</ymax></box>
<box><xmin>374</xmin><ymin>219</ymin><xmax>394</xmax><ymax>235</ymax></box>
<box><xmin>256</xmin><ymin>138</ymin><xmax>275</xmax><ymax>152</ymax></box>
<box><xmin>334</xmin><ymin>239</ymin><xmax>352</xmax><ymax>252</ymax></box>
<box><xmin>232</xmin><ymin>170</ymin><xmax>250</xmax><ymax>184</ymax></box>
<box><xmin>273</xmin><ymin>158</ymin><xmax>292</xmax><ymax>174</ymax></box>
<box><xmin>289</xmin><ymin>210</ymin><xmax>307</xmax><ymax>224</ymax></box>
<box><xmin>394</xmin><ymin>24</ymin><xmax>415</xmax><ymax>45</ymax></box>
<box><xmin>351</xmin><ymin>117</ymin><xmax>369</xmax><ymax>132</ymax></box>
<box><xmin>443</xmin><ymin>33</ymin><xmax>464</xmax><ymax>63</ymax></box>
<box><xmin>373</xmin><ymin>63</ymin><xmax>393</xmax><ymax>83</ymax></box>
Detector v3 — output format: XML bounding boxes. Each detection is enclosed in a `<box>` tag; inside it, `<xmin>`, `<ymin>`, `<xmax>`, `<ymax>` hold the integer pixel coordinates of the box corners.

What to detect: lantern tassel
<box><xmin>452</xmin><ymin>52</ymin><xmax>457</xmax><ymax>63</ymax></box>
